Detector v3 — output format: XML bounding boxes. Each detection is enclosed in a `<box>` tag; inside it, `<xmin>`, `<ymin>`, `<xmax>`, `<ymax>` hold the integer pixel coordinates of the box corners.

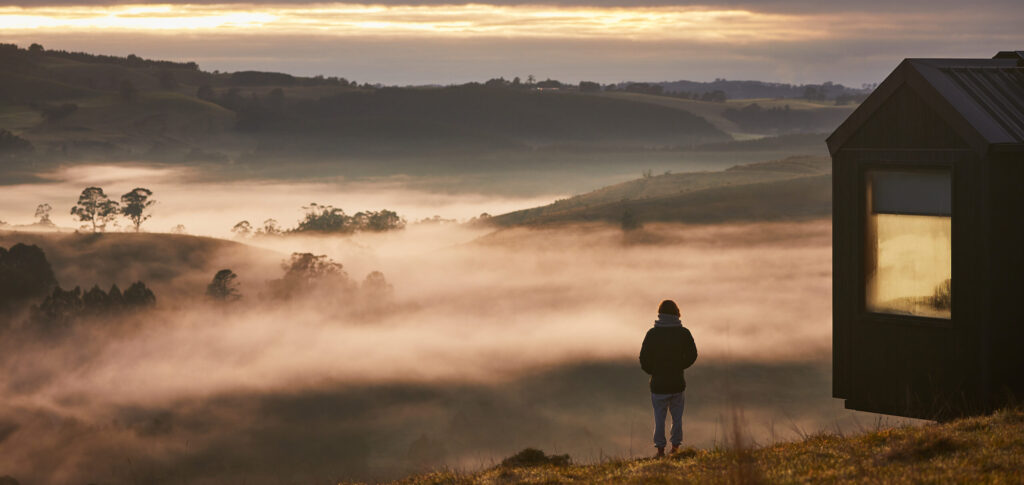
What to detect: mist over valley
<box><xmin>0</xmin><ymin>42</ymin><xmax>930</xmax><ymax>485</ymax></box>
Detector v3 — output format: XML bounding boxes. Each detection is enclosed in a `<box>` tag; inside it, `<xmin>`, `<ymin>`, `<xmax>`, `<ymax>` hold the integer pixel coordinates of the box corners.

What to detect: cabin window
<box><xmin>865</xmin><ymin>170</ymin><xmax>951</xmax><ymax>319</ymax></box>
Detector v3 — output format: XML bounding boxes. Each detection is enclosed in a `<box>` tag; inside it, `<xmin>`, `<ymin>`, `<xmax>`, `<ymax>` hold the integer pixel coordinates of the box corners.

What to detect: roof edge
<box><xmin>826</xmin><ymin>60</ymin><xmax>909</xmax><ymax>156</ymax></box>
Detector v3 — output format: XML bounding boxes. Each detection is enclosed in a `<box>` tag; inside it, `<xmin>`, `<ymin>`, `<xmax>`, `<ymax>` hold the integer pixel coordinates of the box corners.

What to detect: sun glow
<box><xmin>0</xmin><ymin>3</ymin><xmax>825</xmax><ymax>41</ymax></box>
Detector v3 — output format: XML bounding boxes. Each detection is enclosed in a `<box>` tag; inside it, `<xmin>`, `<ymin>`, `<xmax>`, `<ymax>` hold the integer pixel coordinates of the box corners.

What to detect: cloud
<box><xmin>0</xmin><ymin>2</ymin><xmax>1019</xmax><ymax>85</ymax></box>
<box><xmin>2</xmin><ymin>0</ymin><xmax>1022</xmax><ymax>15</ymax></box>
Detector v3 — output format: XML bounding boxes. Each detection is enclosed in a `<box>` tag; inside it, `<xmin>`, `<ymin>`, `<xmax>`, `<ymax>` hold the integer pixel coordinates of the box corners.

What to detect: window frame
<box><xmin>858</xmin><ymin>162</ymin><xmax>955</xmax><ymax>328</ymax></box>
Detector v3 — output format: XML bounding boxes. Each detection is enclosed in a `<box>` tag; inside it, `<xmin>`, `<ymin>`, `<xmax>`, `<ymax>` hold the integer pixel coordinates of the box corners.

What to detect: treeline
<box><xmin>0</xmin><ymin>242</ymin><xmax>396</xmax><ymax>330</ymax></box>
<box><xmin>0</xmin><ymin>242</ymin><xmax>156</xmax><ymax>328</ymax></box>
<box><xmin>480</xmin><ymin>77</ymin><xmax>730</xmax><ymax>102</ymax></box>
<box><xmin>233</xmin><ymin>203</ymin><xmax>406</xmax><ymax>238</ymax></box>
<box><xmin>655</xmin><ymin>79</ymin><xmax>872</xmax><ymax>102</ymax></box>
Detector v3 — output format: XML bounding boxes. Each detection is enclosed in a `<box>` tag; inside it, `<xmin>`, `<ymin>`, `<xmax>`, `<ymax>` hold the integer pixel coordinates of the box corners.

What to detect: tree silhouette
<box><xmin>36</xmin><ymin>286</ymin><xmax>84</xmax><ymax>324</ymax></box>
<box><xmin>70</xmin><ymin>187</ymin><xmax>119</xmax><ymax>233</ymax></box>
<box><xmin>0</xmin><ymin>243</ymin><xmax>57</xmax><ymax>311</ymax></box>
<box><xmin>206</xmin><ymin>269</ymin><xmax>241</xmax><ymax>302</ymax></box>
<box><xmin>361</xmin><ymin>270</ymin><xmax>394</xmax><ymax>302</ymax></box>
<box><xmin>82</xmin><ymin>285</ymin><xmax>111</xmax><ymax>315</ymax></box>
<box><xmin>123</xmin><ymin>281</ymin><xmax>156</xmax><ymax>307</ymax></box>
<box><xmin>297</xmin><ymin>203</ymin><xmax>352</xmax><ymax>233</ymax></box>
<box><xmin>231</xmin><ymin>220</ymin><xmax>253</xmax><ymax>238</ymax></box>
<box><xmin>260</xmin><ymin>219</ymin><xmax>282</xmax><ymax>236</ymax></box>
<box><xmin>34</xmin><ymin>203</ymin><xmax>53</xmax><ymax>226</ymax></box>
<box><xmin>120</xmin><ymin>187</ymin><xmax>155</xmax><ymax>232</ymax></box>
<box><xmin>268</xmin><ymin>252</ymin><xmax>351</xmax><ymax>299</ymax></box>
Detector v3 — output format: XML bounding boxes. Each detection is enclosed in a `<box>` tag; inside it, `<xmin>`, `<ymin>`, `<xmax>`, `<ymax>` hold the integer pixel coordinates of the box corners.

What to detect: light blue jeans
<box><xmin>652</xmin><ymin>392</ymin><xmax>685</xmax><ymax>448</ymax></box>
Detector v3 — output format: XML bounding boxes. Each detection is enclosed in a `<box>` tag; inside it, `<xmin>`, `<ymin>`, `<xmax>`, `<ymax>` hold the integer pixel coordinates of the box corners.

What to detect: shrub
<box><xmin>500</xmin><ymin>448</ymin><xmax>571</xmax><ymax>468</ymax></box>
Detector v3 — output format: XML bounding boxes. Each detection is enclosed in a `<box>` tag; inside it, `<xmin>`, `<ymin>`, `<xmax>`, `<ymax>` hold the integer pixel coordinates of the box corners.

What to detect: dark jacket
<box><xmin>639</xmin><ymin>325</ymin><xmax>698</xmax><ymax>394</ymax></box>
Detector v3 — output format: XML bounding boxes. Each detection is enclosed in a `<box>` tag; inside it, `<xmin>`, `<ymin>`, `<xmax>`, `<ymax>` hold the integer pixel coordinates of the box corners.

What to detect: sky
<box><xmin>0</xmin><ymin>1</ymin><xmax>1021</xmax><ymax>86</ymax></box>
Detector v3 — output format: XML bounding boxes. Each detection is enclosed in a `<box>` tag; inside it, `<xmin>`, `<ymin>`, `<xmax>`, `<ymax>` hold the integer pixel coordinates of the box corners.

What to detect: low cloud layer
<box><xmin>0</xmin><ymin>213</ymin><xmax>853</xmax><ymax>483</ymax></box>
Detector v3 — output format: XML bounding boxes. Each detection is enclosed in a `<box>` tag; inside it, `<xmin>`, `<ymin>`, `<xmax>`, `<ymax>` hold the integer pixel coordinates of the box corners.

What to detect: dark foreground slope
<box><xmin>388</xmin><ymin>408</ymin><xmax>1024</xmax><ymax>484</ymax></box>
<box><xmin>491</xmin><ymin>156</ymin><xmax>831</xmax><ymax>226</ymax></box>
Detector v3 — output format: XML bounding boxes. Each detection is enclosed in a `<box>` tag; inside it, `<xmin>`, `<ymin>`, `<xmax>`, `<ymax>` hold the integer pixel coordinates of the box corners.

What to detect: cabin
<box><xmin>827</xmin><ymin>51</ymin><xmax>1024</xmax><ymax>420</ymax></box>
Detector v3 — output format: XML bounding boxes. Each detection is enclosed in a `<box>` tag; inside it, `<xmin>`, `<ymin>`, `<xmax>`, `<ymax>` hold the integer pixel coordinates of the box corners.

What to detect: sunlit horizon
<box><xmin>1</xmin><ymin>2</ymin><xmax>1021</xmax><ymax>85</ymax></box>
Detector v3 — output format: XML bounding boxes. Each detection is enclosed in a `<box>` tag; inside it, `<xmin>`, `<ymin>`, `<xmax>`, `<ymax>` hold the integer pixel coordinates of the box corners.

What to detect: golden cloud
<box><xmin>0</xmin><ymin>3</ymin><xmax>839</xmax><ymax>41</ymax></box>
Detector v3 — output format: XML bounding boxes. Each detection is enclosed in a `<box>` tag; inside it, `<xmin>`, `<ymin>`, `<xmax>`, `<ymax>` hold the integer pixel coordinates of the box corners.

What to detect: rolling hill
<box><xmin>0</xmin><ymin>43</ymin><xmax>732</xmax><ymax>166</ymax></box>
<box><xmin>490</xmin><ymin>156</ymin><xmax>831</xmax><ymax>226</ymax></box>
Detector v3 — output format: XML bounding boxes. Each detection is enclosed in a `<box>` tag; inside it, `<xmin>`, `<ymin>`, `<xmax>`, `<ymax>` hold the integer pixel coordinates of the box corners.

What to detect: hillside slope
<box><xmin>0</xmin><ymin>231</ymin><xmax>279</xmax><ymax>302</ymax></box>
<box><xmin>491</xmin><ymin>156</ymin><xmax>830</xmax><ymax>226</ymax></box>
<box><xmin>0</xmin><ymin>44</ymin><xmax>730</xmax><ymax>163</ymax></box>
<box><xmin>599</xmin><ymin>92</ymin><xmax>855</xmax><ymax>138</ymax></box>
<box><xmin>387</xmin><ymin>408</ymin><xmax>1024</xmax><ymax>484</ymax></box>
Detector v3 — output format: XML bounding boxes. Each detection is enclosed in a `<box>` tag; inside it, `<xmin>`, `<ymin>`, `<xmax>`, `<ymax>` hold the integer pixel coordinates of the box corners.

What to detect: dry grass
<box><xmin>369</xmin><ymin>408</ymin><xmax>1024</xmax><ymax>485</ymax></box>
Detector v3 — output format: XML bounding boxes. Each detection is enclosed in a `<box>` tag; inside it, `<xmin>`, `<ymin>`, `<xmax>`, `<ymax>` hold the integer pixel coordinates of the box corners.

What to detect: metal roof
<box><xmin>913</xmin><ymin>57</ymin><xmax>1024</xmax><ymax>145</ymax></box>
<box><xmin>828</xmin><ymin>52</ymin><xmax>1024</xmax><ymax>154</ymax></box>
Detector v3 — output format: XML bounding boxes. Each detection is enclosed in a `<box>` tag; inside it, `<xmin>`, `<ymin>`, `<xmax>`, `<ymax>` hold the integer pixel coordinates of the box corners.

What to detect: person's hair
<box><xmin>658</xmin><ymin>299</ymin><xmax>680</xmax><ymax>316</ymax></box>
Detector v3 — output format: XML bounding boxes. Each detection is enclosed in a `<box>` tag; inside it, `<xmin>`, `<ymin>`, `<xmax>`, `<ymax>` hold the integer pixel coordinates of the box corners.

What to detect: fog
<box><xmin>0</xmin><ymin>164</ymin><xmax>563</xmax><ymax>237</ymax></box>
<box><xmin>0</xmin><ymin>172</ymin><xmax>918</xmax><ymax>484</ymax></box>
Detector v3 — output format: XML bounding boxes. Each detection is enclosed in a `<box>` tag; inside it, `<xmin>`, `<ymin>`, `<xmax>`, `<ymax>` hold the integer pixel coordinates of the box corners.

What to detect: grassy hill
<box><xmin>386</xmin><ymin>408</ymin><xmax>1024</xmax><ymax>484</ymax></box>
<box><xmin>0</xmin><ymin>43</ymin><xmax>732</xmax><ymax>165</ymax></box>
<box><xmin>0</xmin><ymin>231</ymin><xmax>278</xmax><ymax>302</ymax></box>
<box><xmin>491</xmin><ymin>156</ymin><xmax>830</xmax><ymax>226</ymax></box>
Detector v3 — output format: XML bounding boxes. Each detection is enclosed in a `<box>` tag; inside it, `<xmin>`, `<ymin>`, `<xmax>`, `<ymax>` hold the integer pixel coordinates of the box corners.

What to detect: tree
<box><xmin>361</xmin><ymin>271</ymin><xmax>393</xmax><ymax>301</ymax></box>
<box><xmin>170</xmin><ymin>224</ymin><xmax>187</xmax><ymax>234</ymax></box>
<box><xmin>82</xmin><ymin>285</ymin><xmax>111</xmax><ymax>315</ymax></box>
<box><xmin>356</xmin><ymin>210</ymin><xmax>406</xmax><ymax>232</ymax></box>
<box><xmin>267</xmin><ymin>252</ymin><xmax>352</xmax><ymax>300</ymax></box>
<box><xmin>0</xmin><ymin>243</ymin><xmax>57</xmax><ymax>312</ymax></box>
<box><xmin>231</xmin><ymin>220</ymin><xmax>253</xmax><ymax>238</ymax></box>
<box><xmin>70</xmin><ymin>187</ymin><xmax>119</xmax><ymax>233</ymax></box>
<box><xmin>123</xmin><ymin>281</ymin><xmax>156</xmax><ymax>307</ymax></box>
<box><xmin>206</xmin><ymin>269</ymin><xmax>241</xmax><ymax>301</ymax></box>
<box><xmin>34</xmin><ymin>203</ymin><xmax>53</xmax><ymax>226</ymax></box>
<box><xmin>120</xmin><ymin>187</ymin><xmax>155</xmax><ymax>232</ymax></box>
<box><xmin>296</xmin><ymin>203</ymin><xmax>352</xmax><ymax>233</ymax></box>
<box><xmin>260</xmin><ymin>219</ymin><xmax>281</xmax><ymax>236</ymax></box>
<box><xmin>35</xmin><ymin>286</ymin><xmax>84</xmax><ymax>325</ymax></box>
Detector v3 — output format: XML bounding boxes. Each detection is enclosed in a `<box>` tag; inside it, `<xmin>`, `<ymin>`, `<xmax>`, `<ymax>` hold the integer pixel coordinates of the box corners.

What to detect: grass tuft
<box><xmin>501</xmin><ymin>448</ymin><xmax>572</xmax><ymax>468</ymax></box>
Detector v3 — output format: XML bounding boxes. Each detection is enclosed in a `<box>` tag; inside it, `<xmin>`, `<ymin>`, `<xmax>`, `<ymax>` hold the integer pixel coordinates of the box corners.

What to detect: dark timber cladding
<box><xmin>827</xmin><ymin>51</ymin><xmax>1024</xmax><ymax>420</ymax></box>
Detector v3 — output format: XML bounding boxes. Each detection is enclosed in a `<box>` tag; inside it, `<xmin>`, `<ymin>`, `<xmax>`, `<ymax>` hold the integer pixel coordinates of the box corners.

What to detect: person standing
<box><xmin>639</xmin><ymin>299</ymin><xmax>698</xmax><ymax>457</ymax></box>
